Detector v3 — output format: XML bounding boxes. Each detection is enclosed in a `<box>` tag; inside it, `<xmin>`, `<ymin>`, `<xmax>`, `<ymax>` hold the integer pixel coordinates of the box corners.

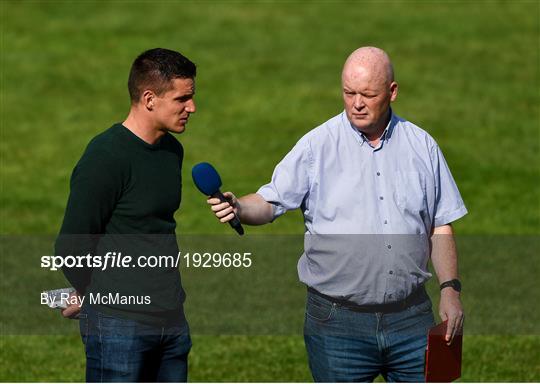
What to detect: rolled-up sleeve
<box><xmin>431</xmin><ymin>144</ymin><xmax>468</xmax><ymax>227</ymax></box>
<box><xmin>257</xmin><ymin>136</ymin><xmax>312</xmax><ymax>220</ymax></box>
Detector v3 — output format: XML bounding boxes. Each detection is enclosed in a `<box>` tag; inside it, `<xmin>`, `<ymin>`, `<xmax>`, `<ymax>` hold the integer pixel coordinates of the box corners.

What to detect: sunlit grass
<box><xmin>1</xmin><ymin>0</ymin><xmax>538</xmax><ymax>381</ymax></box>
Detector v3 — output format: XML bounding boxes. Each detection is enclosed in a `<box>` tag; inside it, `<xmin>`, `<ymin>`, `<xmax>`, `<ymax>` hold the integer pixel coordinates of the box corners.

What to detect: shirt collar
<box><xmin>348</xmin><ymin>109</ymin><xmax>397</xmax><ymax>147</ymax></box>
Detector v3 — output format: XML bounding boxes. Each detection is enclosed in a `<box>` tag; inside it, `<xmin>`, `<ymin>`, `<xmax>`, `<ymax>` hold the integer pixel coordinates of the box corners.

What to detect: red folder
<box><xmin>424</xmin><ymin>320</ymin><xmax>463</xmax><ymax>382</ymax></box>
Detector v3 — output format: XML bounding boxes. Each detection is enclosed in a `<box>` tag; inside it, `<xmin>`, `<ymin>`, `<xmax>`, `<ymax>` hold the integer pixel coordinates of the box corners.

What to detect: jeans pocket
<box><xmin>78</xmin><ymin>313</ymin><xmax>89</xmax><ymax>345</ymax></box>
<box><xmin>306</xmin><ymin>295</ymin><xmax>336</xmax><ymax>322</ymax></box>
<box><xmin>98</xmin><ymin>312</ymin><xmax>141</xmax><ymax>337</ymax></box>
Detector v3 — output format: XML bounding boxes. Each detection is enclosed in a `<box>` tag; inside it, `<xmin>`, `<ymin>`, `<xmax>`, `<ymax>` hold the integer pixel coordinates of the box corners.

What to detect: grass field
<box><xmin>1</xmin><ymin>0</ymin><xmax>539</xmax><ymax>381</ymax></box>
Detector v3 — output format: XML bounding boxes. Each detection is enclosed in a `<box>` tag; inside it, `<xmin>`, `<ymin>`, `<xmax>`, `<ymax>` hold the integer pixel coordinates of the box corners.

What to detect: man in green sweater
<box><xmin>55</xmin><ymin>48</ymin><xmax>196</xmax><ymax>382</ymax></box>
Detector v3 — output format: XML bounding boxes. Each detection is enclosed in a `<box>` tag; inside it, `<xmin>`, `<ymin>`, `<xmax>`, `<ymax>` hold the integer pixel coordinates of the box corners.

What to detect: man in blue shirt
<box><xmin>207</xmin><ymin>46</ymin><xmax>466</xmax><ymax>382</ymax></box>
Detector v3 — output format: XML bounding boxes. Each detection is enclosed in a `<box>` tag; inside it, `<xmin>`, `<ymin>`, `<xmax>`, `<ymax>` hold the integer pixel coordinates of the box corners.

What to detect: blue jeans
<box><xmin>79</xmin><ymin>304</ymin><xmax>191</xmax><ymax>382</ymax></box>
<box><xmin>304</xmin><ymin>290</ymin><xmax>435</xmax><ymax>382</ymax></box>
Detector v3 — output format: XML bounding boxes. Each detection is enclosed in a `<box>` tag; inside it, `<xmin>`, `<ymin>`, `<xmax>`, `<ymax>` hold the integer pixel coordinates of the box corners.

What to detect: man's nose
<box><xmin>353</xmin><ymin>94</ymin><xmax>364</xmax><ymax>109</ymax></box>
<box><xmin>186</xmin><ymin>99</ymin><xmax>196</xmax><ymax>113</ymax></box>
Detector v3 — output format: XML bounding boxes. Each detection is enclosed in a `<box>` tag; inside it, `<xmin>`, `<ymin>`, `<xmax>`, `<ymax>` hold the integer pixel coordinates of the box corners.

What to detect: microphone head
<box><xmin>192</xmin><ymin>162</ymin><xmax>222</xmax><ymax>195</ymax></box>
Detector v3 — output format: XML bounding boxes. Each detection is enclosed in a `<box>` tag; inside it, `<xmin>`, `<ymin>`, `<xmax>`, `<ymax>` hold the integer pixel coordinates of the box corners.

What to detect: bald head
<box><xmin>342</xmin><ymin>46</ymin><xmax>394</xmax><ymax>86</ymax></box>
<box><xmin>341</xmin><ymin>47</ymin><xmax>398</xmax><ymax>139</ymax></box>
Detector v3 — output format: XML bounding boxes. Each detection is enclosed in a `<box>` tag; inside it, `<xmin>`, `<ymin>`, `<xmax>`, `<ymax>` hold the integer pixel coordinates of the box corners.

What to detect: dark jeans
<box><xmin>79</xmin><ymin>304</ymin><xmax>191</xmax><ymax>382</ymax></box>
<box><xmin>304</xmin><ymin>290</ymin><xmax>435</xmax><ymax>382</ymax></box>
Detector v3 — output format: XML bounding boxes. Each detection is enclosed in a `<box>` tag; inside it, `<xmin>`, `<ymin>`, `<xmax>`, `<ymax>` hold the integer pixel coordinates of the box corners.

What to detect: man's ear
<box><xmin>142</xmin><ymin>90</ymin><xmax>156</xmax><ymax>110</ymax></box>
<box><xmin>389</xmin><ymin>81</ymin><xmax>398</xmax><ymax>102</ymax></box>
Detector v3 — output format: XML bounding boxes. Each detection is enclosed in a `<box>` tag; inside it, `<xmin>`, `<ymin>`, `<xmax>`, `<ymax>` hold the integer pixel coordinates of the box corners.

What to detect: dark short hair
<box><xmin>128</xmin><ymin>48</ymin><xmax>196</xmax><ymax>103</ymax></box>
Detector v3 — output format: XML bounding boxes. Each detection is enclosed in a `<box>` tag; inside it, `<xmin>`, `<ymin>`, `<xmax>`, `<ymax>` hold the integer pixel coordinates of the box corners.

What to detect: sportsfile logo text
<box><xmin>41</xmin><ymin>251</ymin><xmax>253</xmax><ymax>271</ymax></box>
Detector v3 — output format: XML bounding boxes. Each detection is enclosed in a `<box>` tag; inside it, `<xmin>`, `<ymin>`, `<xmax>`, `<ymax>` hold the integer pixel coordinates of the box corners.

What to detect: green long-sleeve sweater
<box><xmin>55</xmin><ymin>123</ymin><xmax>186</xmax><ymax>324</ymax></box>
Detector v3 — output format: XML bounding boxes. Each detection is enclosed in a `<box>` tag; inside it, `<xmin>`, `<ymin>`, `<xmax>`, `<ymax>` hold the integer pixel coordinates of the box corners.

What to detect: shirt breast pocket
<box><xmin>394</xmin><ymin>171</ymin><xmax>428</xmax><ymax>214</ymax></box>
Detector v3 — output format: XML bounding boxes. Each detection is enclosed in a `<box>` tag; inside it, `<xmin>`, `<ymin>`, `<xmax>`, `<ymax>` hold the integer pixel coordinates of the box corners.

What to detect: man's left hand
<box><xmin>61</xmin><ymin>292</ymin><xmax>81</xmax><ymax>319</ymax></box>
<box><xmin>438</xmin><ymin>289</ymin><xmax>464</xmax><ymax>345</ymax></box>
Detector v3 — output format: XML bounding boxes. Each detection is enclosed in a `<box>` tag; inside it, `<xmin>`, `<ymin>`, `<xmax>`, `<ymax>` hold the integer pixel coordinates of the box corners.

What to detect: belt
<box><xmin>307</xmin><ymin>285</ymin><xmax>428</xmax><ymax>314</ymax></box>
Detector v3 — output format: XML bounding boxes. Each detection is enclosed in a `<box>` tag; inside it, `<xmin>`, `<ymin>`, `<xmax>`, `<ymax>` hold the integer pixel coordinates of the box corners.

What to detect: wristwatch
<box><xmin>440</xmin><ymin>279</ymin><xmax>461</xmax><ymax>292</ymax></box>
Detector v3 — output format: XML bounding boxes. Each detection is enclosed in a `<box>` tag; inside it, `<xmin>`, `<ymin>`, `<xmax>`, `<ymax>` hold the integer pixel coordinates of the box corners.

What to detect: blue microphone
<box><xmin>192</xmin><ymin>162</ymin><xmax>244</xmax><ymax>235</ymax></box>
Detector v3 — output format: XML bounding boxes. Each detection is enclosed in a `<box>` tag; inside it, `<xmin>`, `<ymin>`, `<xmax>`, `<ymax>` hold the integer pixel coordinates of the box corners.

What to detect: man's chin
<box><xmin>350</xmin><ymin>119</ymin><xmax>372</xmax><ymax>132</ymax></box>
<box><xmin>168</xmin><ymin>124</ymin><xmax>186</xmax><ymax>134</ymax></box>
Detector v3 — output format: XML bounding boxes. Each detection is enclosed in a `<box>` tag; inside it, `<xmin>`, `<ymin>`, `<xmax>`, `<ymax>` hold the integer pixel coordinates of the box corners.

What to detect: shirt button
<box><xmin>387</xmin><ymin>244</ymin><xmax>392</xmax><ymax>249</ymax></box>
<box><xmin>389</xmin><ymin>270</ymin><xmax>394</xmax><ymax>275</ymax></box>
<box><xmin>379</xmin><ymin>196</ymin><xmax>384</xmax><ymax>200</ymax></box>
<box><xmin>384</xmin><ymin>220</ymin><xmax>388</xmax><ymax>224</ymax></box>
<box><xmin>376</xmin><ymin>172</ymin><xmax>380</xmax><ymax>176</ymax></box>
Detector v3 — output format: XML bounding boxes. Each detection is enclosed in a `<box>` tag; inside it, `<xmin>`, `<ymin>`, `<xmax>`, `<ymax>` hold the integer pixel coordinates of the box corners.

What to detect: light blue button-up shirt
<box><xmin>257</xmin><ymin>111</ymin><xmax>467</xmax><ymax>304</ymax></box>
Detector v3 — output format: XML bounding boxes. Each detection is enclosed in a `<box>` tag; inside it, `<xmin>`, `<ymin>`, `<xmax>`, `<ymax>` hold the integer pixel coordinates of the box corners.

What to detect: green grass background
<box><xmin>1</xmin><ymin>0</ymin><xmax>539</xmax><ymax>381</ymax></box>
